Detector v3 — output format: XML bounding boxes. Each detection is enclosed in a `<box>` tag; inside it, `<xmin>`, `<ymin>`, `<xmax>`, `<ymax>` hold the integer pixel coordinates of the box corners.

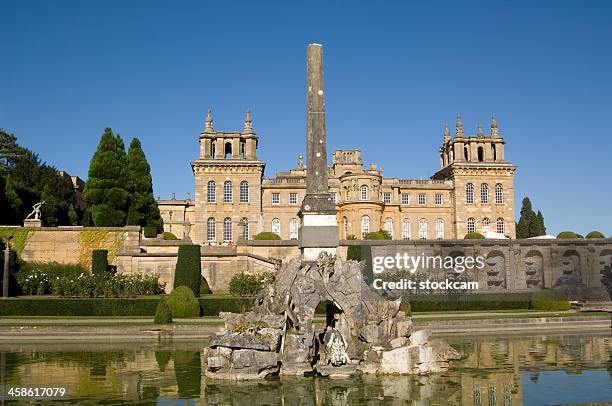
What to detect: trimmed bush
<box><xmin>200</xmin><ymin>276</ymin><xmax>211</xmax><ymax>295</ymax></box>
<box><xmin>91</xmin><ymin>250</ymin><xmax>108</xmax><ymax>275</ymax></box>
<box><xmin>143</xmin><ymin>226</ymin><xmax>158</xmax><ymax>238</ymax></box>
<box><xmin>254</xmin><ymin>232</ymin><xmax>281</xmax><ymax>240</ymax></box>
<box><xmin>174</xmin><ymin>244</ymin><xmax>202</xmax><ymax>296</ymax></box>
<box><xmin>0</xmin><ymin>297</ymin><xmax>162</xmax><ymax>316</ymax></box>
<box><xmin>464</xmin><ymin>232</ymin><xmax>485</xmax><ymax>240</ymax></box>
<box><xmin>165</xmin><ymin>286</ymin><xmax>201</xmax><ymax>318</ymax></box>
<box><xmin>557</xmin><ymin>231</ymin><xmax>579</xmax><ymax>239</ymax></box>
<box><xmin>163</xmin><ymin>232</ymin><xmax>178</xmax><ymax>240</ymax></box>
<box><xmin>529</xmin><ymin>289</ymin><xmax>570</xmax><ymax>311</ymax></box>
<box><xmin>347</xmin><ymin>245</ymin><xmax>362</xmax><ymax>261</ymax></box>
<box><xmin>228</xmin><ymin>272</ymin><xmax>274</xmax><ymax>297</ymax></box>
<box><xmin>586</xmin><ymin>231</ymin><xmax>606</xmax><ymax>239</ymax></box>
<box><xmin>364</xmin><ymin>230</ymin><xmax>392</xmax><ymax>240</ymax></box>
<box><xmin>154</xmin><ymin>298</ymin><xmax>173</xmax><ymax>324</ymax></box>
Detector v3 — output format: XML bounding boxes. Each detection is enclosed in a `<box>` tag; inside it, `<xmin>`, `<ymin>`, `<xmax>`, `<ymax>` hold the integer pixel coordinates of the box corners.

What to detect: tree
<box><xmin>528</xmin><ymin>211</ymin><xmax>541</xmax><ymax>238</ymax></box>
<box><xmin>124</xmin><ymin>138</ymin><xmax>163</xmax><ymax>232</ymax></box>
<box><xmin>0</xmin><ymin>130</ymin><xmax>25</xmax><ymax>176</ymax></box>
<box><xmin>516</xmin><ymin>197</ymin><xmax>533</xmax><ymax>239</ymax></box>
<box><xmin>536</xmin><ymin>211</ymin><xmax>546</xmax><ymax>236</ymax></box>
<box><xmin>83</xmin><ymin>128</ymin><xmax>129</xmax><ymax>226</ymax></box>
<box><xmin>3</xmin><ymin>178</ymin><xmax>22</xmax><ymax>224</ymax></box>
<box><xmin>68</xmin><ymin>204</ymin><xmax>78</xmax><ymax>226</ymax></box>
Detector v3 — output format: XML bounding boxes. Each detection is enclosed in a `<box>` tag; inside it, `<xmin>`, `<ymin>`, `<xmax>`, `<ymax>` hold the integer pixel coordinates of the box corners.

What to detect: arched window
<box><xmin>271</xmin><ymin>218</ymin><xmax>281</xmax><ymax>236</ymax></box>
<box><xmin>419</xmin><ymin>218</ymin><xmax>428</xmax><ymax>240</ymax></box>
<box><xmin>467</xmin><ymin>217</ymin><xmax>476</xmax><ymax>233</ymax></box>
<box><xmin>289</xmin><ymin>218</ymin><xmax>299</xmax><ymax>240</ymax></box>
<box><xmin>466</xmin><ymin>183</ymin><xmax>474</xmax><ymax>204</ymax></box>
<box><xmin>343</xmin><ymin>217</ymin><xmax>349</xmax><ymax>239</ymax></box>
<box><xmin>223</xmin><ymin>218</ymin><xmax>232</xmax><ymax>241</ymax></box>
<box><xmin>435</xmin><ymin>218</ymin><xmax>444</xmax><ymax>240</ymax></box>
<box><xmin>207</xmin><ymin>181</ymin><xmax>216</xmax><ymax>203</ymax></box>
<box><xmin>496</xmin><ymin>218</ymin><xmax>505</xmax><ymax>234</ymax></box>
<box><xmin>402</xmin><ymin>218</ymin><xmax>411</xmax><ymax>240</ymax></box>
<box><xmin>207</xmin><ymin>218</ymin><xmax>216</xmax><ymax>241</ymax></box>
<box><xmin>384</xmin><ymin>218</ymin><xmax>393</xmax><ymax>239</ymax></box>
<box><xmin>360</xmin><ymin>185</ymin><xmax>369</xmax><ymax>201</ymax></box>
<box><xmin>224</xmin><ymin>142</ymin><xmax>232</xmax><ymax>159</ymax></box>
<box><xmin>482</xmin><ymin>217</ymin><xmax>490</xmax><ymax>232</ymax></box>
<box><xmin>480</xmin><ymin>183</ymin><xmax>489</xmax><ymax>204</ymax></box>
<box><xmin>495</xmin><ymin>183</ymin><xmax>503</xmax><ymax>204</ymax></box>
<box><xmin>360</xmin><ymin>216</ymin><xmax>370</xmax><ymax>238</ymax></box>
<box><xmin>464</xmin><ymin>146</ymin><xmax>469</xmax><ymax>161</ymax></box>
<box><xmin>224</xmin><ymin>181</ymin><xmax>232</xmax><ymax>203</ymax></box>
<box><xmin>242</xmin><ymin>217</ymin><xmax>249</xmax><ymax>240</ymax></box>
<box><xmin>477</xmin><ymin>146</ymin><xmax>484</xmax><ymax>162</ymax></box>
<box><xmin>240</xmin><ymin>181</ymin><xmax>249</xmax><ymax>203</ymax></box>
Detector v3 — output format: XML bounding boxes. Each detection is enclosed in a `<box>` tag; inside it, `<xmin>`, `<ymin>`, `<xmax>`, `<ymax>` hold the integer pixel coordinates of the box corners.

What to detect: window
<box><xmin>477</xmin><ymin>146</ymin><xmax>484</xmax><ymax>162</ymax></box>
<box><xmin>223</xmin><ymin>181</ymin><xmax>232</xmax><ymax>203</ymax></box>
<box><xmin>343</xmin><ymin>217</ymin><xmax>349</xmax><ymax>238</ymax></box>
<box><xmin>224</xmin><ymin>142</ymin><xmax>232</xmax><ymax>159</ymax></box>
<box><xmin>418</xmin><ymin>193</ymin><xmax>426</xmax><ymax>205</ymax></box>
<box><xmin>401</xmin><ymin>193</ymin><xmax>410</xmax><ymax>205</ymax></box>
<box><xmin>242</xmin><ymin>217</ymin><xmax>249</xmax><ymax>240</ymax></box>
<box><xmin>289</xmin><ymin>218</ymin><xmax>299</xmax><ymax>240</ymax></box>
<box><xmin>360</xmin><ymin>215</ymin><xmax>370</xmax><ymax>238</ymax></box>
<box><xmin>360</xmin><ymin>185</ymin><xmax>369</xmax><ymax>201</ymax></box>
<box><xmin>289</xmin><ymin>193</ymin><xmax>298</xmax><ymax>205</ymax></box>
<box><xmin>330</xmin><ymin>192</ymin><xmax>336</xmax><ymax>203</ymax></box>
<box><xmin>482</xmin><ymin>217</ymin><xmax>490</xmax><ymax>233</ymax></box>
<box><xmin>435</xmin><ymin>193</ymin><xmax>443</xmax><ymax>205</ymax></box>
<box><xmin>467</xmin><ymin>217</ymin><xmax>476</xmax><ymax>233</ymax></box>
<box><xmin>466</xmin><ymin>183</ymin><xmax>474</xmax><ymax>204</ymax></box>
<box><xmin>240</xmin><ymin>181</ymin><xmax>249</xmax><ymax>203</ymax></box>
<box><xmin>435</xmin><ymin>218</ymin><xmax>444</xmax><ymax>240</ymax></box>
<box><xmin>496</xmin><ymin>218</ymin><xmax>505</xmax><ymax>234</ymax></box>
<box><xmin>271</xmin><ymin>218</ymin><xmax>280</xmax><ymax>235</ymax></box>
<box><xmin>272</xmin><ymin>193</ymin><xmax>280</xmax><ymax>205</ymax></box>
<box><xmin>480</xmin><ymin>183</ymin><xmax>489</xmax><ymax>204</ymax></box>
<box><xmin>383</xmin><ymin>192</ymin><xmax>391</xmax><ymax>204</ymax></box>
<box><xmin>384</xmin><ymin>218</ymin><xmax>393</xmax><ymax>239</ymax></box>
<box><xmin>419</xmin><ymin>218</ymin><xmax>428</xmax><ymax>240</ymax></box>
<box><xmin>207</xmin><ymin>218</ymin><xmax>216</xmax><ymax>241</ymax></box>
<box><xmin>402</xmin><ymin>218</ymin><xmax>411</xmax><ymax>240</ymax></box>
<box><xmin>207</xmin><ymin>181</ymin><xmax>216</xmax><ymax>203</ymax></box>
<box><xmin>223</xmin><ymin>217</ymin><xmax>232</xmax><ymax>241</ymax></box>
<box><xmin>495</xmin><ymin>183</ymin><xmax>503</xmax><ymax>204</ymax></box>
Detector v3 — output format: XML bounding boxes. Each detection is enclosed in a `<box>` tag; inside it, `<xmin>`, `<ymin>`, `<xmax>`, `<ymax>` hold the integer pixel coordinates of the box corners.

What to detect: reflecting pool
<box><xmin>0</xmin><ymin>331</ymin><xmax>610</xmax><ymax>404</ymax></box>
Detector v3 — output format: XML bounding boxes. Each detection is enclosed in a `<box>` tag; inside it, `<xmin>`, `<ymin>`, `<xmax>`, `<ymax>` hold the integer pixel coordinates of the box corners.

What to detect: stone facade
<box><xmin>158</xmin><ymin>113</ymin><xmax>516</xmax><ymax>244</ymax></box>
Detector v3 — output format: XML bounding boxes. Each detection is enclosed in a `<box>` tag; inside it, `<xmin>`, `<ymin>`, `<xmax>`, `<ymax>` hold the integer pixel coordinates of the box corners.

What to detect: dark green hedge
<box><xmin>174</xmin><ymin>245</ymin><xmax>201</xmax><ymax>296</ymax></box>
<box><xmin>91</xmin><ymin>250</ymin><xmax>108</xmax><ymax>275</ymax></box>
<box><xmin>0</xmin><ymin>297</ymin><xmax>161</xmax><ymax>316</ymax></box>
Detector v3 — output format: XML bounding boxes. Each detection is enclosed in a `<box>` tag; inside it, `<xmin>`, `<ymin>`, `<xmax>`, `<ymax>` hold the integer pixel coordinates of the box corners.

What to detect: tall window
<box><xmin>360</xmin><ymin>185</ymin><xmax>369</xmax><ymax>201</ymax></box>
<box><xmin>495</xmin><ymin>183</ymin><xmax>503</xmax><ymax>204</ymax></box>
<box><xmin>272</xmin><ymin>218</ymin><xmax>281</xmax><ymax>236</ymax></box>
<box><xmin>383</xmin><ymin>192</ymin><xmax>391</xmax><ymax>204</ymax></box>
<box><xmin>239</xmin><ymin>181</ymin><xmax>249</xmax><ymax>203</ymax></box>
<box><xmin>272</xmin><ymin>193</ymin><xmax>280</xmax><ymax>205</ymax></box>
<box><xmin>466</xmin><ymin>183</ymin><xmax>474</xmax><ymax>204</ymax></box>
<box><xmin>223</xmin><ymin>217</ymin><xmax>232</xmax><ymax>241</ymax></box>
<box><xmin>435</xmin><ymin>218</ymin><xmax>444</xmax><ymax>240</ymax></box>
<box><xmin>207</xmin><ymin>181</ymin><xmax>216</xmax><ymax>203</ymax></box>
<box><xmin>482</xmin><ymin>217</ymin><xmax>490</xmax><ymax>232</ymax></box>
<box><xmin>384</xmin><ymin>218</ymin><xmax>393</xmax><ymax>239</ymax></box>
<box><xmin>343</xmin><ymin>217</ymin><xmax>349</xmax><ymax>238</ymax></box>
<box><xmin>419</xmin><ymin>218</ymin><xmax>428</xmax><ymax>240</ymax></box>
<box><xmin>207</xmin><ymin>218</ymin><xmax>216</xmax><ymax>241</ymax></box>
<box><xmin>402</xmin><ymin>218</ymin><xmax>411</xmax><ymax>240</ymax></box>
<box><xmin>289</xmin><ymin>218</ymin><xmax>299</xmax><ymax>240</ymax></box>
<box><xmin>223</xmin><ymin>181</ymin><xmax>232</xmax><ymax>203</ymax></box>
<box><xmin>360</xmin><ymin>215</ymin><xmax>370</xmax><ymax>238</ymax></box>
<box><xmin>330</xmin><ymin>192</ymin><xmax>337</xmax><ymax>203</ymax></box>
<box><xmin>418</xmin><ymin>193</ymin><xmax>426</xmax><ymax>205</ymax></box>
<box><xmin>290</xmin><ymin>193</ymin><xmax>298</xmax><ymax>205</ymax></box>
<box><xmin>467</xmin><ymin>217</ymin><xmax>476</xmax><ymax>233</ymax></box>
<box><xmin>435</xmin><ymin>193</ymin><xmax>443</xmax><ymax>205</ymax></box>
<box><xmin>496</xmin><ymin>218</ymin><xmax>505</xmax><ymax>234</ymax></box>
<box><xmin>480</xmin><ymin>183</ymin><xmax>489</xmax><ymax>204</ymax></box>
<box><xmin>401</xmin><ymin>193</ymin><xmax>410</xmax><ymax>205</ymax></box>
<box><xmin>242</xmin><ymin>217</ymin><xmax>249</xmax><ymax>240</ymax></box>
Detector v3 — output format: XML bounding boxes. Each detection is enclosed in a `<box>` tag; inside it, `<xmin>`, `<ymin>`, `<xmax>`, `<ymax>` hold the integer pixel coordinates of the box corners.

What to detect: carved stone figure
<box><xmin>524</xmin><ymin>250</ymin><xmax>544</xmax><ymax>288</ymax></box>
<box><xmin>25</xmin><ymin>201</ymin><xmax>45</xmax><ymax>221</ymax></box>
<box><xmin>485</xmin><ymin>251</ymin><xmax>506</xmax><ymax>289</ymax></box>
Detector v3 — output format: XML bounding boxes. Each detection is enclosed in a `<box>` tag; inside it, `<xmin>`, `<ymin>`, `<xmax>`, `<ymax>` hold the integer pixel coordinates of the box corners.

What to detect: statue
<box><xmin>25</xmin><ymin>201</ymin><xmax>45</xmax><ymax>221</ymax></box>
<box><xmin>298</xmin><ymin>154</ymin><xmax>304</xmax><ymax>169</ymax></box>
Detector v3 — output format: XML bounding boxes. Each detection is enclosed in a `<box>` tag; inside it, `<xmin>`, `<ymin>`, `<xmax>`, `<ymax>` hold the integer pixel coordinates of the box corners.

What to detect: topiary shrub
<box><xmin>91</xmin><ymin>250</ymin><xmax>108</xmax><ymax>275</ymax></box>
<box><xmin>143</xmin><ymin>226</ymin><xmax>158</xmax><ymax>238</ymax></box>
<box><xmin>364</xmin><ymin>230</ymin><xmax>392</xmax><ymax>240</ymax></box>
<box><xmin>228</xmin><ymin>272</ymin><xmax>274</xmax><ymax>297</ymax></box>
<box><xmin>154</xmin><ymin>298</ymin><xmax>173</xmax><ymax>324</ymax></box>
<box><xmin>165</xmin><ymin>286</ymin><xmax>201</xmax><ymax>318</ymax></box>
<box><xmin>557</xmin><ymin>231</ymin><xmax>579</xmax><ymax>239</ymax></box>
<box><xmin>464</xmin><ymin>232</ymin><xmax>485</xmax><ymax>240</ymax></box>
<box><xmin>586</xmin><ymin>231</ymin><xmax>606</xmax><ymax>239</ymax></box>
<box><xmin>347</xmin><ymin>245</ymin><xmax>362</xmax><ymax>261</ymax></box>
<box><xmin>200</xmin><ymin>275</ymin><xmax>211</xmax><ymax>295</ymax></box>
<box><xmin>163</xmin><ymin>232</ymin><xmax>178</xmax><ymax>240</ymax></box>
<box><xmin>254</xmin><ymin>232</ymin><xmax>281</xmax><ymax>240</ymax></box>
<box><xmin>529</xmin><ymin>289</ymin><xmax>570</xmax><ymax>311</ymax></box>
<box><xmin>174</xmin><ymin>244</ymin><xmax>202</xmax><ymax>296</ymax></box>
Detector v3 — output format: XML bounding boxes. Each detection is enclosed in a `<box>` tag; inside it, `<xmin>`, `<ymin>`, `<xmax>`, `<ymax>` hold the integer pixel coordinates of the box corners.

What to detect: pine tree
<box><xmin>537</xmin><ymin>211</ymin><xmax>546</xmax><ymax>236</ymax></box>
<box><xmin>528</xmin><ymin>211</ymin><xmax>541</xmax><ymax>238</ymax></box>
<box><xmin>4</xmin><ymin>178</ymin><xmax>22</xmax><ymax>224</ymax></box>
<box><xmin>83</xmin><ymin>128</ymin><xmax>129</xmax><ymax>226</ymax></box>
<box><xmin>125</xmin><ymin>138</ymin><xmax>163</xmax><ymax>232</ymax></box>
<box><xmin>0</xmin><ymin>130</ymin><xmax>24</xmax><ymax>176</ymax></box>
<box><xmin>516</xmin><ymin>197</ymin><xmax>533</xmax><ymax>239</ymax></box>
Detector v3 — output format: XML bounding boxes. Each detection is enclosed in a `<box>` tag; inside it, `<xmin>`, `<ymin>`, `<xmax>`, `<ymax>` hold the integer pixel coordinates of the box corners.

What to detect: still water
<box><xmin>0</xmin><ymin>331</ymin><xmax>610</xmax><ymax>405</ymax></box>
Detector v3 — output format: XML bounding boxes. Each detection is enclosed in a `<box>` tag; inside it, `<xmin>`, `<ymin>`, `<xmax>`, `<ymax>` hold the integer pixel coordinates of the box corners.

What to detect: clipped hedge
<box><xmin>154</xmin><ymin>299</ymin><xmax>173</xmax><ymax>324</ymax></box>
<box><xmin>464</xmin><ymin>232</ymin><xmax>485</xmax><ymax>240</ymax></box>
<box><xmin>174</xmin><ymin>245</ymin><xmax>201</xmax><ymax>296</ymax></box>
<box><xmin>143</xmin><ymin>226</ymin><xmax>158</xmax><ymax>238</ymax></box>
<box><xmin>529</xmin><ymin>289</ymin><xmax>570</xmax><ymax>311</ymax></box>
<box><xmin>586</xmin><ymin>231</ymin><xmax>606</xmax><ymax>239</ymax></box>
<box><xmin>364</xmin><ymin>230</ymin><xmax>392</xmax><ymax>240</ymax></box>
<box><xmin>254</xmin><ymin>232</ymin><xmax>281</xmax><ymax>240</ymax></box>
<box><xmin>164</xmin><ymin>286</ymin><xmax>200</xmax><ymax>318</ymax></box>
<box><xmin>91</xmin><ymin>250</ymin><xmax>108</xmax><ymax>275</ymax></box>
<box><xmin>0</xmin><ymin>297</ymin><xmax>162</xmax><ymax>316</ymax></box>
<box><xmin>163</xmin><ymin>232</ymin><xmax>178</xmax><ymax>240</ymax></box>
<box><xmin>557</xmin><ymin>231</ymin><xmax>579</xmax><ymax>239</ymax></box>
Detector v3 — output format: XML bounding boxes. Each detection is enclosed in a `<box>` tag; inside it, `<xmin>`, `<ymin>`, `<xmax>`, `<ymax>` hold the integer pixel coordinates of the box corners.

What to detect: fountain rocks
<box><xmin>205</xmin><ymin>253</ymin><xmax>461</xmax><ymax>380</ymax></box>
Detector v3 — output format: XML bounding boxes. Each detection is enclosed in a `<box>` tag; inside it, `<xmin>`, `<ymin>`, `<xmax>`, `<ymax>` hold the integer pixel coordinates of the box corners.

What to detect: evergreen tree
<box><xmin>83</xmin><ymin>128</ymin><xmax>129</xmax><ymax>226</ymax></box>
<box><xmin>4</xmin><ymin>178</ymin><xmax>22</xmax><ymax>224</ymax></box>
<box><xmin>68</xmin><ymin>204</ymin><xmax>79</xmax><ymax>226</ymax></box>
<box><xmin>0</xmin><ymin>130</ymin><xmax>24</xmax><ymax>176</ymax></box>
<box><xmin>537</xmin><ymin>211</ymin><xmax>546</xmax><ymax>235</ymax></box>
<box><xmin>516</xmin><ymin>197</ymin><xmax>533</xmax><ymax>239</ymax></box>
<box><xmin>125</xmin><ymin>138</ymin><xmax>163</xmax><ymax>232</ymax></box>
<box><xmin>528</xmin><ymin>211</ymin><xmax>541</xmax><ymax>238</ymax></box>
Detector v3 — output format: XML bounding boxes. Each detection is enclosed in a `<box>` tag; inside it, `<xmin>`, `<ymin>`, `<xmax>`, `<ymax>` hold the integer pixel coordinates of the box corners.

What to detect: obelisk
<box><xmin>298</xmin><ymin>44</ymin><xmax>339</xmax><ymax>261</ymax></box>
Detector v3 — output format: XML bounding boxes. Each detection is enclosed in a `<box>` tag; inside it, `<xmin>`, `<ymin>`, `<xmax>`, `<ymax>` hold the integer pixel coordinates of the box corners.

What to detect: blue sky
<box><xmin>2</xmin><ymin>1</ymin><xmax>611</xmax><ymax>236</ymax></box>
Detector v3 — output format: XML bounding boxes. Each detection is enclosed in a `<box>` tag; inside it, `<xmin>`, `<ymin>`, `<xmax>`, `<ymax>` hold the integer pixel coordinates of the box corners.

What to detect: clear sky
<box><xmin>2</xmin><ymin>1</ymin><xmax>611</xmax><ymax>236</ymax></box>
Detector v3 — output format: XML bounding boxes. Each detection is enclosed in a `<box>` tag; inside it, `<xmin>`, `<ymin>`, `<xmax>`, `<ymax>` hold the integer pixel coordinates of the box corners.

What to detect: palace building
<box><xmin>157</xmin><ymin>111</ymin><xmax>516</xmax><ymax>244</ymax></box>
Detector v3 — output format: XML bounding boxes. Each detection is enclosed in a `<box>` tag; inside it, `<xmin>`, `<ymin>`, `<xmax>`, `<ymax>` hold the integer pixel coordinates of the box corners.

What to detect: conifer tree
<box><xmin>536</xmin><ymin>211</ymin><xmax>546</xmax><ymax>236</ymax></box>
<box><xmin>528</xmin><ymin>211</ymin><xmax>541</xmax><ymax>238</ymax></box>
<box><xmin>125</xmin><ymin>138</ymin><xmax>163</xmax><ymax>232</ymax></box>
<box><xmin>83</xmin><ymin>128</ymin><xmax>129</xmax><ymax>226</ymax></box>
<box><xmin>4</xmin><ymin>178</ymin><xmax>22</xmax><ymax>224</ymax></box>
<box><xmin>516</xmin><ymin>197</ymin><xmax>533</xmax><ymax>239</ymax></box>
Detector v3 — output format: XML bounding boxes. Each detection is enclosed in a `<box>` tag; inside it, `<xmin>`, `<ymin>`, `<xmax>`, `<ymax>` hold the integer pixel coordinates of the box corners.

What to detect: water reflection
<box><xmin>0</xmin><ymin>332</ymin><xmax>609</xmax><ymax>404</ymax></box>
